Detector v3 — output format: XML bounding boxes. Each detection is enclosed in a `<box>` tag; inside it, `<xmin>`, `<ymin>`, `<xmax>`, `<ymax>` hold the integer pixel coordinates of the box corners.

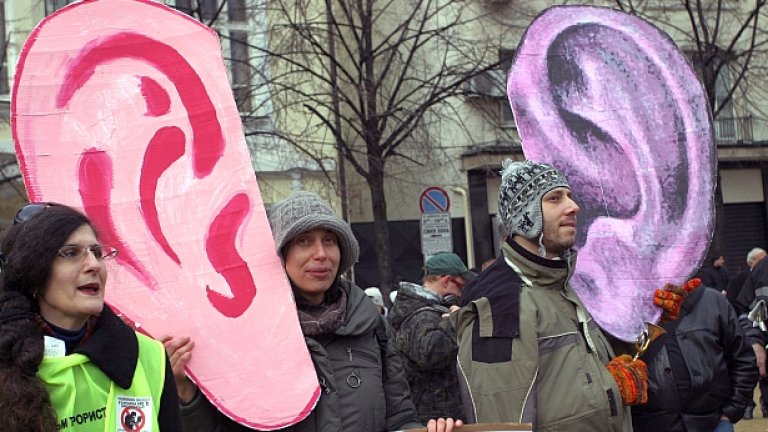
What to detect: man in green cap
<box><xmin>388</xmin><ymin>252</ymin><xmax>475</xmax><ymax>423</ymax></box>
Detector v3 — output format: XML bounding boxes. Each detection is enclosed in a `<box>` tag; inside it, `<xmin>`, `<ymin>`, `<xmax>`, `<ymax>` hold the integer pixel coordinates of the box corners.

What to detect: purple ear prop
<box><xmin>508</xmin><ymin>5</ymin><xmax>716</xmax><ymax>341</ymax></box>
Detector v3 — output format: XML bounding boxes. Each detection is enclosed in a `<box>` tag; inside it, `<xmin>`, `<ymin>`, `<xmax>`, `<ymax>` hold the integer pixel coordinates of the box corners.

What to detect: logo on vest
<box><xmin>116</xmin><ymin>396</ymin><xmax>153</xmax><ymax>432</ymax></box>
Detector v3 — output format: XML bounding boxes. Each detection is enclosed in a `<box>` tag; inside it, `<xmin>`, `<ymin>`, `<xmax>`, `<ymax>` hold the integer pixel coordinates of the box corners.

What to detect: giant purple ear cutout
<box><xmin>508</xmin><ymin>5</ymin><xmax>716</xmax><ymax>341</ymax></box>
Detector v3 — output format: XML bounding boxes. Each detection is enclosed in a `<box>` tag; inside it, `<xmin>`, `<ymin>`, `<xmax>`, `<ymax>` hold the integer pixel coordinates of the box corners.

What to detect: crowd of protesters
<box><xmin>1</xmin><ymin>159</ymin><xmax>763</xmax><ymax>432</ymax></box>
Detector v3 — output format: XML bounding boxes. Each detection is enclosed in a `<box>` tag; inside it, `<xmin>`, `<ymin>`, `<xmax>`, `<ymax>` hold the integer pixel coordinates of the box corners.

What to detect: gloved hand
<box><xmin>606</xmin><ymin>354</ymin><xmax>648</xmax><ymax>405</ymax></box>
<box><xmin>653</xmin><ymin>278</ymin><xmax>701</xmax><ymax>322</ymax></box>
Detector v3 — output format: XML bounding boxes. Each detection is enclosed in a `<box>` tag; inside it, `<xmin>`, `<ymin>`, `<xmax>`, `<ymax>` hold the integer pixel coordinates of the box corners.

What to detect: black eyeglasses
<box><xmin>14</xmin><ymin>202</ymin><xmax>60</xmax><ymax>225</ymax></box>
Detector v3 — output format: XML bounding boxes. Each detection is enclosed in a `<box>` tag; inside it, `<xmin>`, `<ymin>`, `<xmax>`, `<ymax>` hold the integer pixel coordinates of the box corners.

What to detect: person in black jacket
<box><xmin>389</xmin><ymin>252</ymin><xmax>474</xmax><ymax>422</ymax></box>
<box><xmin>739</xmin><ymin>312</ymin><xmax>767</xmax><ymax>420</ymax></box>
<box><xmin>699</xmin><ymin>254</ymin><xmax>730</xmax><ymax>294</ymax></box>
<box><xmin>632</xmin><ymin>282</ymin><xmax>757</xmax><ymax>432</ymax></box>
<box><xmin>726</xmin><ymin>248</ymin><xmax>766</xmax><ymax>308</ymax></box>
<box><xmin>734</xmin><ymin>249</ymin><xmax>768</xmax><ymax>316</ymax></box>
<box><xmin>164</xmin><ymin>192</ymin><xmax>462</xmax><ymax>432</ymax></box>
<box><xmin>724</xmin><ymin>248</ymin><xmax>767</xmax><ymax>419</ymax></box>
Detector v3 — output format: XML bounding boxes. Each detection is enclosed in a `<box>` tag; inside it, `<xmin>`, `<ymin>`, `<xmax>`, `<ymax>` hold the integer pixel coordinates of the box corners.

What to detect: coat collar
<box><xmin>74</xmin><ymin>305</ymin><xmax>138</xmax><ymax>389</ymax></box>
<box><xmin>502</xmin><ymin>237</ymin><xmax>576</xmax><ymax>290</ymax></box>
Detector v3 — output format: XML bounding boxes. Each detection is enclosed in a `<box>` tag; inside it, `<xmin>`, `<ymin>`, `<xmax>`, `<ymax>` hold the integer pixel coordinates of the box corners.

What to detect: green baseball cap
<box><xmin>425</xmin><ymin>252</ymin><xmax>476</xmax><ymax>281</ymax></box>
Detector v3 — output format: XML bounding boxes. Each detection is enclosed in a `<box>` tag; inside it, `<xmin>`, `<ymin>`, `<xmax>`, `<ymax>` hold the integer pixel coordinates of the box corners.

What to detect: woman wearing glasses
<box><xmin>0</xmin><ymin>203</ymin><xmax>182</xmax><ymax>431</ymax></box>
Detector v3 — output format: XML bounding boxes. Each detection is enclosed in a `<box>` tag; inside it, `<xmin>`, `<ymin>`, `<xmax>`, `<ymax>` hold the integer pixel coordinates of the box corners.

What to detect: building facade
<box><xmin>1</xmin><ymin>1</ymin><xmax>766</xmax><ymax>289</ymax></box>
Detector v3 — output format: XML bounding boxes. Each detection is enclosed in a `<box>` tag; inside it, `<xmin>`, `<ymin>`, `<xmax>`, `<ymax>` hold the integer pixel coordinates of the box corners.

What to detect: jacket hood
<box><xmin>389</xmin><ymin>281</ymin><xmax>445</xmax><ymax>330</ymax></box>
<box><xmin>335</xmin><ymin>278</ymin><xmax>380</xmax><ymax>337</ymax></box>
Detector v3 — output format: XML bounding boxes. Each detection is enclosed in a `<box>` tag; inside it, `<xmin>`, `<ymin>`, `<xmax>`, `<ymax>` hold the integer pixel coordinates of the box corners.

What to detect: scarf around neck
<box><xmin>295</xmin><ymin>281</ymin><xmax>348</xmax><ymax>336</ymax></box>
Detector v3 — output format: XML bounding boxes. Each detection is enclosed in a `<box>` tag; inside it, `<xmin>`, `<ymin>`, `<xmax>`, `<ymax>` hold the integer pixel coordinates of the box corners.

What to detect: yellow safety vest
<box><xmin>37</xmin><ymin>332</ymin><xmax>166</xmax><ymax>432</ymax></box>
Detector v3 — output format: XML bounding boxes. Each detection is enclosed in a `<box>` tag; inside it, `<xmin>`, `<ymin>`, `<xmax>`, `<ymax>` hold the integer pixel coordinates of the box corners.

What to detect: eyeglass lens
<box><xmin>58</xmin><ymin>245</ymin><xmax>118</xmax><ymax>261</ymax></box>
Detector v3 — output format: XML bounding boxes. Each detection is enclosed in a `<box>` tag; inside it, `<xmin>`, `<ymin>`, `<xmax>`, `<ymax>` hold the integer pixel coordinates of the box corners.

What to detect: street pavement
<box><xmin>736</xmin><ymin>391</ymin><xmax>767</xmax><ymax>432</ymax></box>
<box><xmin>737</xmin><ymin>417</ymin><xmax>767</xmax><ymax>432</ymax></box>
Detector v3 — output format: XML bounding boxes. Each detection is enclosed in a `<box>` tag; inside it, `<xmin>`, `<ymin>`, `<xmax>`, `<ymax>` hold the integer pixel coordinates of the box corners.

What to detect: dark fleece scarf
<box><xmin>295</xmin><ymin>281</ymin><xmax>348</xmax><ymax>336</ymax></box>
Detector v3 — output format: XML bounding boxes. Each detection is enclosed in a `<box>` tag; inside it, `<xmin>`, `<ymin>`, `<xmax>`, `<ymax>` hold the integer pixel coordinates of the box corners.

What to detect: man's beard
<box><xmin>541</xmin><ymin>225</ymin><xmax>576</xmax><ymax>256</ymax></box>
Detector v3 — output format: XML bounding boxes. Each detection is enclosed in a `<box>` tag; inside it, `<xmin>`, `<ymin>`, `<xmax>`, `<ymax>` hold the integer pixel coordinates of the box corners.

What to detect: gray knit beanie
<box><xmin>268</xmin><ymin>191</ymin><xmax>359</xmax><ymax>274</ymax></box>
<box><xmin>498</xmin><ymin>159</ymin><xmax>570</xmax><ymax>240</ymax></box>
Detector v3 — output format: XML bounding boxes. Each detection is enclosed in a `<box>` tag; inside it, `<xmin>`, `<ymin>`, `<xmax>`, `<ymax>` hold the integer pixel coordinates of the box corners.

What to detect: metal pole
<box><xmin>451</xmin><ymin>186</ymin><xmax>475</xmax><ymax>269</ymax></box>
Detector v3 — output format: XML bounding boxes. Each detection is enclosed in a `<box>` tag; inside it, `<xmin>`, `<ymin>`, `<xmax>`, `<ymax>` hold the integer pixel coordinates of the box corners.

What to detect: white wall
<box><xmin>722</xmin><ymin>168</ymin><xmax>764</xmax><ymax>204</ymax></box>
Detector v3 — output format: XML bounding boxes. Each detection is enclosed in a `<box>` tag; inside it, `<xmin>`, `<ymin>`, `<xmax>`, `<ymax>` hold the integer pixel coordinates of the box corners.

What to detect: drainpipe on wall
<box><xmin>451</xmin><ymin>186</ymin><xmax>475</xmax><ymax>269</ymax></box>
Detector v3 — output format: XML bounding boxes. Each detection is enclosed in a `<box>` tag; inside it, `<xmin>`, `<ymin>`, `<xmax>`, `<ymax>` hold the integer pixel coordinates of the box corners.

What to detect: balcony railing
<box><xmin>714</xmin><ymin>115</ymin><xmax>753</xmax><ymax>145</ymax></box>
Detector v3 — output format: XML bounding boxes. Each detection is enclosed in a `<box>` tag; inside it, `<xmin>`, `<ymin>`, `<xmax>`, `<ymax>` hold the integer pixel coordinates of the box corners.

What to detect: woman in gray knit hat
<box><xmin>167</xmin><ymin>192</ymin><xmax>462</xmax><ymax>432</ymax></box>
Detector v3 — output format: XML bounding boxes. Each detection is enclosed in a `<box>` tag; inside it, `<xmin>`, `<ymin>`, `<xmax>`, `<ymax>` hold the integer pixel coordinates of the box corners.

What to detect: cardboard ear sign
<box><xmin>12</xmin><ymin>0</ymin><xmax>319</xmax><ymax>428</ymax></box>
<box><xmin>508</xmin><ymin>6</ymin><xmax>716</xmax><ymax>341</ymax></box>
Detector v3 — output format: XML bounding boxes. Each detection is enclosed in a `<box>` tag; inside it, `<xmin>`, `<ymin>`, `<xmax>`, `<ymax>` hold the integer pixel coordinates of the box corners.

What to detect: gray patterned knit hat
<box><xmin>268</xmin><ymin>191</ymin><xmax>359</xmax><ymax>274</ymax></box>
<box><xmin>498</xmin><ymin>159</ymin><xmax>570</xmax><ymax>240</ymax></box>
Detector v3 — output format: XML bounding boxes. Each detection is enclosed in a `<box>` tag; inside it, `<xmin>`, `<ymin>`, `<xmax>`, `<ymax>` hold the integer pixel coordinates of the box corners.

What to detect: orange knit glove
<box><xmin>606</xmin><ymin>354</ymin><xmax>648</xmax><ymax>405</ymax></box>
<box><xmin>653</xmin><ymin>278</ymin><xmax>701</xmax><ymax>322</ymax></box>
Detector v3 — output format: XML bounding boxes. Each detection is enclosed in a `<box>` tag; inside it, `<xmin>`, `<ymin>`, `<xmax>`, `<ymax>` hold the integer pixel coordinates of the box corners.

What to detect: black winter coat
<box><xmin>388</xmin><ymin>282</ymin><xmax>463</xmax><ymax>422</ymax></box>
<box><xmin>735</xmin><ymin>257</ymin><xmax>768</xmax><ymax>315</ymax></box>
<box><xmin>725</xmin><ymin>269</ymin><xmax>749</xmax><ymax>307</ymax></box>
<box><xmin>632</xmin><ymin>287</ymin><xmax>757</xmax><ymax>432</ymax></box>
<box><xmin>180</xmin><ymin>280</ymin><xmax>421</xmax><ymax>432</ymax></box>
<box><xmin>699</xmin><ymin>265</ymin><xmax>730</xmax><ymax>292</ymax></box>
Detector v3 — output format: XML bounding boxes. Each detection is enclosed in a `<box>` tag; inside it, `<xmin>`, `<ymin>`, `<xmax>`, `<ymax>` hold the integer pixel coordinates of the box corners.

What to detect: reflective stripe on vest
<box><xmin>37</xmin><ymin>332</ymin><xmax>166</xmax><ymax>432</ymax></box>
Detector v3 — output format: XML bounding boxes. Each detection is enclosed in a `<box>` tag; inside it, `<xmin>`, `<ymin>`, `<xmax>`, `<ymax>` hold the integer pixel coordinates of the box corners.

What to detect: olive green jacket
<box><xmin>452</xmin><ymin>240</ymin><xmax>632</xmax><ymax>432</ymax></box>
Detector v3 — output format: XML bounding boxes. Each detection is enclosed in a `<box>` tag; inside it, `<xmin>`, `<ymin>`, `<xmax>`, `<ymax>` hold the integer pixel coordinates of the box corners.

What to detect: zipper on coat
<box><xmin>346</xmin><ymin>347</ymin><xmax>380</xmax><ymax>363</ymax></box>
<box><xmin>606</xmin><ymin>389</ymin><xmax>618</xmax><ymax>417</ymax></box>
<box><xmin>345</xmin><ymin>347</ymin><xmax>377</xmax><ymax>389</ymax></box>
<box><xmin>594</xmin><ymin>326</ymin><xmax>612</xmax><ymax>358</ymax></box>
<box><xmin>346</xmin><ymin>368</ymin><xmax>362</xmax><ymax>388</ymax></box>
<box><xmin>570</xmin><ymin>294</ymin><xmax>597</xmax><ymax>353</ymax></box>
<box><xmin>578</xmin><ymin>322</ymin><xmax>594</xmax><ymax>353</ymax></box>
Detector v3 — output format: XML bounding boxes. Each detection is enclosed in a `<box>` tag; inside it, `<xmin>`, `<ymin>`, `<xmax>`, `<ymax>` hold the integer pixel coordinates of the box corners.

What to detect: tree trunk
<box><xmin>367</xmin><ymin>167</ymin><xmax>394</xmax><ymax>303</ymax></box>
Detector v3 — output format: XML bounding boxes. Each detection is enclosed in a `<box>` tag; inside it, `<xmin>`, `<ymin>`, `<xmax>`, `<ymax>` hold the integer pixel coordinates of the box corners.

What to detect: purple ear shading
<box><xmin>508</xmin><ymin>5</ymin><xmax>715</xmax><ymax>342</ymax></box>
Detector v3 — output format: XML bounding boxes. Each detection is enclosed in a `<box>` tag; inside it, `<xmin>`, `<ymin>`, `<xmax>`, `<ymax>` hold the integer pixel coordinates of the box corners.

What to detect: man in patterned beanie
<box><xmin>453</xmin><ymin>159</ymin><xmax>645</xmax><ymax>432</ymax></box>
<box><xmin>496</xmin><ymin>160</ymin><xmax>572</xmax><ymax>258</ymax></box>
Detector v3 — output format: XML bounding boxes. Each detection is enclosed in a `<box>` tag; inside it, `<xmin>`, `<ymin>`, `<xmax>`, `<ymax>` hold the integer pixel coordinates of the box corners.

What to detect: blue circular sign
<box><xmin>419</xmin><ymin>187</ymin><xmax>450</xmax><ymax>213</ymax></box>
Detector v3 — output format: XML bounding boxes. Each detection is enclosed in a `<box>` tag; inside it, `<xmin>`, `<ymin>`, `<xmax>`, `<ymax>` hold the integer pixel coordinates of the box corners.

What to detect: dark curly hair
<box><xmin>0</xmin><ymin>204</ymin><xmax>92</xmax><ymax>431</ymax></box>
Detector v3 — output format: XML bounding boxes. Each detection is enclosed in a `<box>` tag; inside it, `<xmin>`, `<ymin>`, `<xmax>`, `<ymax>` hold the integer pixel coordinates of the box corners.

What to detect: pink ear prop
<box><xmin>12</xmin><ymin>0</ymin><xmax>318</xmax><ymax>428</ymax></box>
<box><xmin>508</xmin><ymin>6</ymin><xmax>716</xmax><ymax>341</ymax></box>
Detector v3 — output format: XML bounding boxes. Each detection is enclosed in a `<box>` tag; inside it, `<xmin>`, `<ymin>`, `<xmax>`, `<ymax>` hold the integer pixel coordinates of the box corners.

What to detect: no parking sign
<box><xmin>419</xmin><ymin>187</ymin><xmax>452</xmax><ymax>258</ymax></box>
<box><xmin>419</xmin><ymin>186</ymin><xmax>451</xmax><ymax>213</ymax></box>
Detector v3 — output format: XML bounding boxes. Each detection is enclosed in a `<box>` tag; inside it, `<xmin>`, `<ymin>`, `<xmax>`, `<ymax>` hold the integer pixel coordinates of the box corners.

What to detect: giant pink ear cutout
<box><xmin>12</xmin><ymin>0</ymin><xmax>318</xmax><ymax>428</ymax></box>
<box><xmin>508</xmin><ymin>6</ymin><xmax>716</xmax><ymax>341</ymax></box>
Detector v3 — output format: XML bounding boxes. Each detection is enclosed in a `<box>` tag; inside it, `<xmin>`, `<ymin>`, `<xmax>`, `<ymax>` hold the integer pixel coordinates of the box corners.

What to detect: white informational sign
<box><xmin>421</xmin><ymin>212</ymin><xmax>453</xmax><ymax>258</ymax></box>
